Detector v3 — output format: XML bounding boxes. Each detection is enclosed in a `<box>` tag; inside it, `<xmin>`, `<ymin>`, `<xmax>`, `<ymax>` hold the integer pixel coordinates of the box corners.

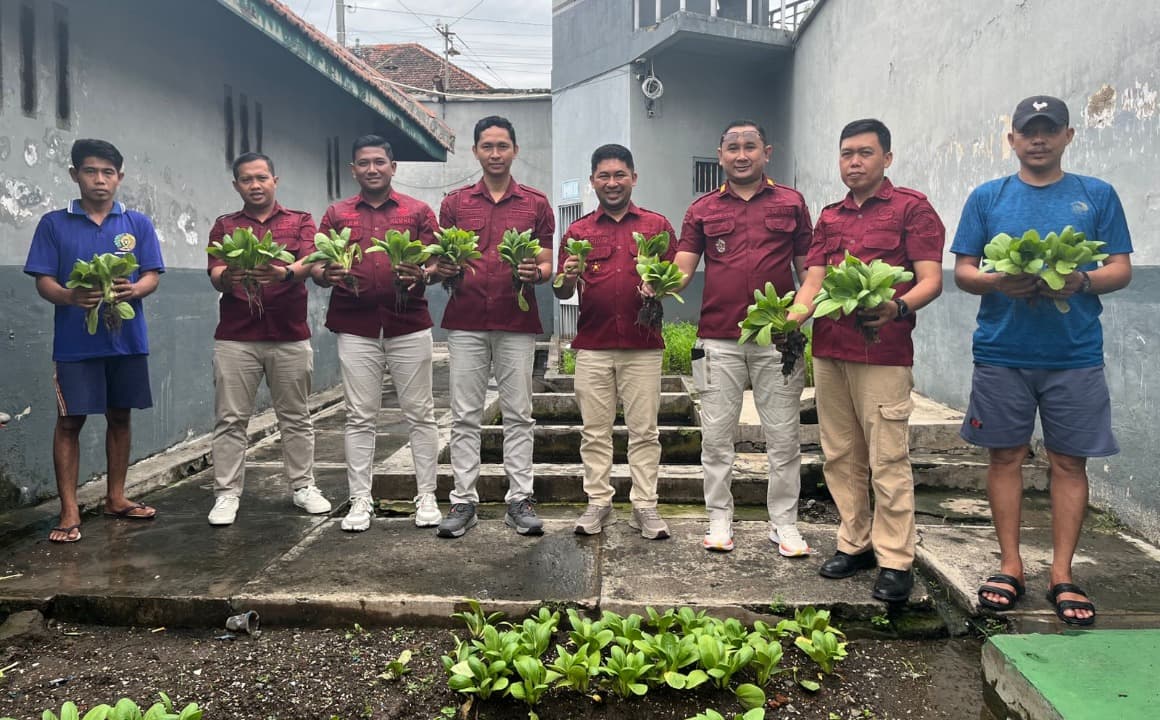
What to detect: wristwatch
<box><xmin>1079</xmin><ymin>271</ymin><xmax>1092</xmax><ymax>294</ymax></box>
<box><xmin>895</xmin><ymin>298</ymin><xmax>910</xmax><ymax>320</ymax></box>
<box><xmin>282</xmin><ymin>266</ymin><xmax>295</xmax><ymax>283</ymax></box>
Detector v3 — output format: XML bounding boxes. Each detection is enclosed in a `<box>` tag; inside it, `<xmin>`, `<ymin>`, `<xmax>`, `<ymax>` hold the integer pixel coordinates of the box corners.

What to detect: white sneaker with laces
<box><xmin>770</xmin><ymin>523</ymin><xmax>812</xmax><ymax>557</ymax></box>
<box><xmin>208</xmin><ymin>496</ymin><xmax>240</xmax><ymax>526</ymax></box>
<box><xmin>341</xmin><ymin>496</ymin><xmax>375</xmax><ymax>532</ymax></box>
<box><xmin>293</xmin><ymin>485</ymin><xmax>333</xmax><ymax>515</ymax></box>
<box><xmin>702</xmin><ymin>516</ymin><xmax>734</xmax><ymax>552</ymax></box>
<box><xmin>413</xmin><ymin>493</ymin><xmax>442</xmax><ymax>527</ymax></box>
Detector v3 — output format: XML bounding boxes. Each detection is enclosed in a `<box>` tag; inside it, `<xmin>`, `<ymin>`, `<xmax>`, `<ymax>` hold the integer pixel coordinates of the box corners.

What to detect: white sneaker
<box><xmin>208</xmin><ymin>496</ymin><xmax>240</xmax><ymax>526</ymax></box>
<box><xmin>702</xmin><ymin>516</ymin><xmax>734</xmax><ymax>552</ymax></box>
<box><xmin>341</xmin><ymin>496</ymin><xmax>375</xmax><ymax>532</ymax></box>
<box><xmin>293</xmin><ymin>485</ymin><xmax>333</xmax><ymax>515</ymax></box>
<box><xmin>413</xmin><ymin>493</ymin><xmax>442</xmax><ymax>527</ymax></box>
<box><xmin>770</xmin><ymin>523</ymin><xmax>812</xmax><ymax>558</ymax></box>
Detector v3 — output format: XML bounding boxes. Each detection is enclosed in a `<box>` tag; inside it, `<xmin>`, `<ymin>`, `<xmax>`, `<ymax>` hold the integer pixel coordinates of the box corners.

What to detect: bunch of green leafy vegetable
<box><xmin>633</xmin><ymin>231</ymin><xmax>684</xmax><ymax>329</ymax></box>
<box><xmin>66</xmin><ymin>253</ymin><xmax>139</xmax><ymax>335</ymax></box>
<box><xmin>206</xmin><ymin>227</ymin><xmax>295</xmax><ymax>315</ymax></box>
<box><xmin>367</xmin><ymin>229</ymin><xmax>430</xmax><ymax>309</ymax></box>
<box><xmin>303</xmin><ymin>227</ymin><xmax>365</xmax><ymax>295</ymax></box>
<box><xmin>497</xmin><ymin>228</ymin><xmax>543</xmax><ymax>311</ymax></box>
<box><xmin>812</xmin><ymin>251</ymin><xmax>913</xmax><ymax>343</ymax></box>
<box><xmin>553</xmin><ymin>238</ymin><xmax>593</xmax><ymax>289</ymax></box>
<box><xmin>738</xmin><ymin>282</ymin><xmax>808</xmax><ymax>381</ymax></box>
<box><xmin>980</xmin><ymin>226</ymin><xmax>1108</xmax><ymax>312</ymax></box>
<box><xmin>427</xmin><ymin>226</ymin><xmax>482</xmax><ymax>295</ymax></box>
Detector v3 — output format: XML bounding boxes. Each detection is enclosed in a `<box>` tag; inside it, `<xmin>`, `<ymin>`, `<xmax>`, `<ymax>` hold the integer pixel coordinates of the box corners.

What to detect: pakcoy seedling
<box><xmin>367</xmin><ymin>228</ymin><xmax>430</xmax><ymax>311</ymax></box>
<box><xmin>497</xmin><ymin>228</ymin><xmax>543</xmax><ymax>312</ymax></box>
<box><xmin>633</xmin><ymin>231</ymin><xmax>684</xmax><ymax>329</ymax></box>
<box><xmin>426</xmin><ymin>226</ymin><xmax>482</xmax><ymax>296</ymax></box>
<box><xmin>205</xmin><ymin>226</ymin><xmax>295</xmax><ymax>316</ymax></box>
<box><xmin>66</xmin><ymin>252</ymin><xmax>139</xmax><ymax>335</ymax></box>
<box><xmin>304</xmin><ymin>227</ymin><xmax>365</xmax><ymax>296</ymax></box>
<box><xmin>812</xmin><ymin>252</ymin><xmax>913</xmax><ymax>343</ymax></box>
<box><xmin>737</xmin><ymin>282</ymin><xmax>808</xmax><ymax>382</ymax></box>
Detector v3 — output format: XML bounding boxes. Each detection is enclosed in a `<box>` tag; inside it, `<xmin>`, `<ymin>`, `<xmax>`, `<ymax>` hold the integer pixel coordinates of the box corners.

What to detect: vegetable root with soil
<box><xmin>634</xmin><ymin>231</ymin><xmax>685</xmax><ymax>330</ymax></box>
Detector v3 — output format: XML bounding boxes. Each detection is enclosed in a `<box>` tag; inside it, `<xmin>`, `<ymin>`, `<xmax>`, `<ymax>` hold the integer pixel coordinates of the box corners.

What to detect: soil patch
<box><xmin>0</xmin><ymin>622</ymin><xmax>987</xmax><ymax>719</ymax></box>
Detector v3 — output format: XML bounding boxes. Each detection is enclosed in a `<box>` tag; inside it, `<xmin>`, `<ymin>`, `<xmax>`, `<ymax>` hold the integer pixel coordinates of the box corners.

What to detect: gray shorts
<box><xmin>960</xmin><ymin>364</ymin><xmax>1119</xmax><ymax>458</ymax></box>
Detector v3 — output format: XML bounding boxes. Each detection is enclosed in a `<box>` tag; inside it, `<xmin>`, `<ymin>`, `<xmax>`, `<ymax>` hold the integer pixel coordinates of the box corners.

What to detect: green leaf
<box><xmin>735</xmin><ymin>682</ymin><xmax>766</xmax><ymax>710</ymax></box>
<box><xmin>799</xmin><ymin>678</ymin><xmax>821</xmax><ymax>692</ymax></box>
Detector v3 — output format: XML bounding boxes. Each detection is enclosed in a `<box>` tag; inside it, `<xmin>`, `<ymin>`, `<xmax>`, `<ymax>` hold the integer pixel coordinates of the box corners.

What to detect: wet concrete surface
<box><xmin>599</xmin><ymin>519</ymin><xmax>934</xmax><ymax>622</ymax></box>
<box><xmin>918</xmin><ymin>524</ymin><xmax>1160</xmax><ymax>627</ymax></box>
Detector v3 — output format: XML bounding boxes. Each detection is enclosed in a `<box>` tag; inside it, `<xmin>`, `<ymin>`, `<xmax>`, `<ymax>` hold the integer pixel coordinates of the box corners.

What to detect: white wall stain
<box><xmin>998</xmin><ymin>115</ymin><xmax>1012</xmax><ymax>160</ymax></box>
<box><xmin>1085</xmin><ymin>84</ymin><xmax>1117</xmax><ymax>129</ymax></box>
<box><xmin>1121</xmin><ymin>81</ymin><xmax>1158</xmax><ymax>120</ymax></box>
<box><xmin>176</xmin><ymin>213</ymin><xmax>199</xmax><ymax>246</ymax></box>
<box><xmin>23</xmin><ymin>142</ymin><xmax>38</xmax><ymax>167</ymax></box>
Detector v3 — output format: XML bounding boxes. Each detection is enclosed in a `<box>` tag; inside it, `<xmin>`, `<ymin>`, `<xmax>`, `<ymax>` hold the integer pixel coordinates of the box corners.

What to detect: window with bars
<box><xmin>693</xmin><ymin>158</ymin><xmax>723</xmax><ymax>194</ymax></box>
<box><xmin>558</xmin><ymin>202</ymin><xmax>583</xmax><ymax>232</ymax></box>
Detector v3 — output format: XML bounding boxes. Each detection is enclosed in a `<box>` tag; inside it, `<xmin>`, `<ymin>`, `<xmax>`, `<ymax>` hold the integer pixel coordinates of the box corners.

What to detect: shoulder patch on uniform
<box><xmin>893</xmin><ymin>186</ymin><xmax>929</xmax><ymax>201</ymax></box>
<box><xmin>689</xmin><ymin>191</ymin><xmax>721</xmax><ymax>209</ymax></box>
<box><xmin>519</xmin><ymin>184</ymin><xmax>550</xmax><ymax>200</ymax></box>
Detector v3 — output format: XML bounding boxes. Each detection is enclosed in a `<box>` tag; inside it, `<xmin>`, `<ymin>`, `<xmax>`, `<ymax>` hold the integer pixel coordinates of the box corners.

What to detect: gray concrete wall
<box><xmin>790</xmin><ymin>0</ymin><xmax>1160</xmax><ymax>541</ymax></box>
<box><xmin>0</xmin><ymin>0</ymin><xmax>408</xmax><ymax>507</ymax></box>
<box><xmin>552</xmin><ymin>0</ymin><xmax>636</xmax><ymax>92</ymax></box>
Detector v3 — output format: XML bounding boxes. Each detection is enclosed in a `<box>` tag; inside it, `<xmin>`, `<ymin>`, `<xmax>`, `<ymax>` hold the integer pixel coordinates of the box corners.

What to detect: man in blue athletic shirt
<box><xmin>952</xmin><ymin>96</ymin><xmax>1133</xmax><ymax>625</ymax></box>
<box><xmin>24</xmin><ymin>139</ymin><xmax>165</xmax><ymax>544</ymax></box>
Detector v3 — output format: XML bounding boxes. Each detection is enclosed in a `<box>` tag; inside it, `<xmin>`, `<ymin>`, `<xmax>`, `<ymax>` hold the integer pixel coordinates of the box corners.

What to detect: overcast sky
<box><xmin>291</xmin><ymin>0</ymin><xmax>552</xmax><ymax>89</ymax></box>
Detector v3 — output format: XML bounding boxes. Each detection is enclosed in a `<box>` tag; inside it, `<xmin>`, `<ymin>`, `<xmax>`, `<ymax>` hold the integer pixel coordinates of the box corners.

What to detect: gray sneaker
<box><xmin>437</xmin><ymin>503</ymin><xmax>478</xmax><ymax>538</ymax></box>
<box><xmin>505</xmin><ymin>497</ymin><xmax>544</xmax><ymax>536</ymax></box>
<box><xmin>574</xmin><ymin>504</ymin><xmax>613</xmax><ymax>535</ymax></box>
<box><xmin>629</xmin><ymin>506</ymin><xmax>670</xmax><ymax>540</ymax></box>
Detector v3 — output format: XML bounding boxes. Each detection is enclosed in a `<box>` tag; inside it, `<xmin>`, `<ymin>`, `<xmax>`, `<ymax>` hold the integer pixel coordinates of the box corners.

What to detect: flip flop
<box><xmin>49</xmin><ymin>524</ymin><xmax>82</xmax><ymax>543</ymax></box>
<box><xmin>977</xmin><ymin>573</ymin><xmax>1025</xmax><ymax>611</ymax></box>
<box><xmin>1046</xmin><ymin>582</ymin><xmax>1096</xmax><ymax>626</ymax></box>
<box><xmin>103</xmin><ymin>503</ymin><xmax>157</xmax><ymax>520</ymax></box>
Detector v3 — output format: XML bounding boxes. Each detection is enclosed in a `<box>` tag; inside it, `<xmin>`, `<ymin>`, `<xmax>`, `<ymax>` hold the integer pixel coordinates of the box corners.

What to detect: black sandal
<box><xmin>978</xmin><ymin>573</ymin><xmax>1025</xmax><ymax>611</ymax></box>
<box><xmin>1046</xmin><ymin>582</ymin><xmax>1096</xmax><ymax>626</ymax></box>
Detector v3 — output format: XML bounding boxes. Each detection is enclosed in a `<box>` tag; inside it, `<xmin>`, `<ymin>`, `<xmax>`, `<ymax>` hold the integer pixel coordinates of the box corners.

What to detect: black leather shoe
<box><xmin>818</xmin><ymin>550</ymin><xmax>877</xmax><ymax>579</ymax></box>
<box><xmin>872</xmin><ymin>568</ymin><xmax>914</xmax><ymax>603</ymax></box>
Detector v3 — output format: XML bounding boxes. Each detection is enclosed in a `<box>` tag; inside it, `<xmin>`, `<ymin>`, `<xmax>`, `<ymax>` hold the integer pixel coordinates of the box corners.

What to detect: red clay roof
<box><xmin>223</xmin><ymin>0</ymin><xmax>454</xmax><ymax>152</ymax></box>
<box><xmin>354</xmin><ymin>43</ymin><xmax>492</xmax><ymax>93</ymax></box>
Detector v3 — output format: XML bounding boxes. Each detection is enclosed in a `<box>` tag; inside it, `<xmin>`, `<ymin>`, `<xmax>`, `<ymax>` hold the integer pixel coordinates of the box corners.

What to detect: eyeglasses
<box><xmin>721</xmin><ymin>130</ymin><xmax>763</xmax><ymax>146</ymax></box>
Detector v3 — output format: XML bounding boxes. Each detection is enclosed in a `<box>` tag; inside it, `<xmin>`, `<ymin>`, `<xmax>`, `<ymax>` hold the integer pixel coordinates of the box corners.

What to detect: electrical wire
<box><xmin>348</xmin><ymin>3</ymin><xmax>550</xmax><ymax>27</ymax></box>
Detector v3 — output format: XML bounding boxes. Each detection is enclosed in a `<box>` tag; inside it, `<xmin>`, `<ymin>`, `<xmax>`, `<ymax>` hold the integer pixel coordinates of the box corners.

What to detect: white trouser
<box><xmin>337</xmin><ymin>330</ymin><xmax>437</xmax><ymax>500</ymax></box>
<box><xmin>212</xmin><ymin>339</ymin><xmax>315</xmax><ymax>497</ymax></box>
<box><xmin>693</xmin><ymin>337</ymin><xmax>804</xmax><ymax>525</ymax></box>
<box><xmin>447</xmin><ymin>330</ymin><xmax>535</xmax><ymax>504</ymax></box>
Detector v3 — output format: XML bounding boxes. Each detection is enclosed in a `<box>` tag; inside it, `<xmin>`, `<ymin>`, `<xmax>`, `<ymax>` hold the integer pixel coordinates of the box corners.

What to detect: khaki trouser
<box><xmin>693</xmin><ymin>338</ymin><xmax>805</xmax><ymax>526</ymax></box>
<box><xmin>575</xmin><ymin>349</ymin><xmax>663</xmax><ymax>507</ymax></box>
<box><xmin>212</xmin><ymin>339</ymin><xmax>314</xmax><ymax>497</ymax></box>
<box><xmin>447</xmin><ymin>330</ymin><xmax>535</xmax><ymax>504</ymax></box>
<box><xmin>813</xmin><ymin>357</ymin><xmax>916</xmax><ymax>570</ymax></box>
<box><xmin>337</xmin><ymin>330</ymin><xmax>438</xmax><ymax>500</ymax></box>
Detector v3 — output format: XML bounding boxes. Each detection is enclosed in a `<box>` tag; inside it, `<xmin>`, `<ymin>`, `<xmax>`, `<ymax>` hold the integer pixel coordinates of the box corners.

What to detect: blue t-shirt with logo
<box><xmin>24</xmin><ymin>200</ymin><xmax>166</xmax><ymax>361</ymax></box>
<box><xmin>951</xmin><ymin>173</ymin><xmax>1132</xmax><ymax>369</ymax></box>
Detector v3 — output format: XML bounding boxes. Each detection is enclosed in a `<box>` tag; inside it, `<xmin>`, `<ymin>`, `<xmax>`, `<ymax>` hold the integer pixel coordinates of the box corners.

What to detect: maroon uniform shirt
<box><xmin>319</xmin><ymin>191</ymin><xmax>438</xmax><ymax>339</ymax></box>
<box><xmin>438</xmin><ymin>179</ymin><xmax>555</xmax><ymax>334</ymax></box>
<box><xmin>805</xmin><ymin>178</ymin><xmax>945</xmax><ymax>366</ymax></box>
<box><xmin>208</xmin><ymin>204</ymin><xmax>316</xmax><ymax>342</ymax></box>
<box><xmin>559</xmin><ymin>203</ymin><xmax>677</xmax><ymax>350</ymax></box>
<box><xmin>678</xmin><ymin>177</ymin><xmax>813</xmax><ymax>339</ymax></box>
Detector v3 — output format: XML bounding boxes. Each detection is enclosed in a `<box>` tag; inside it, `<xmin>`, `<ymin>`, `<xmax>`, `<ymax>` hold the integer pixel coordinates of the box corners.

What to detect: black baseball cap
<box><xmin>1012</xmin><ymin>95</ymin><xmax>1069</xmax><ymax>131</ymax></box>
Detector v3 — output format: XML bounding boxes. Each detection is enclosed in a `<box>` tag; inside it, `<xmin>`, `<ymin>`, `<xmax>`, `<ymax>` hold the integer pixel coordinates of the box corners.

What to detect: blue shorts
<box><xmin>54</xmin><ymin>355</ymin><xmax>153</xmax><ymax>416</ymax></box>
<box><xmin>960</xmin><ymin>364</ymin><xmax>1118</xmax><ymax>458</ymax></box>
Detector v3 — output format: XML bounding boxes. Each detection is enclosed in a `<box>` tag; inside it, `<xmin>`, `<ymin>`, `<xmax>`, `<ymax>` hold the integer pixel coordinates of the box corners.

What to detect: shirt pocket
<box><xmin>703</xmin><ymin>215</ymin><xmax>735</xmax><ymax>239</ymax></box>
<box><xmin>764</xmin><ymin>211</ymin><xmax>797</xmax><ymax>235</ymax></box>
<box><xmin>863</xmin><ymin>226</ymin><xmax>901</xmax><ymax>250</ymax></box>
<box><xmin>456</xmin><ymin>214</ymin><xmax>486</xmax><ymax>232</ymax></box>
<box><xmin>584</xmin><ymin>244</ymin><xmax>615</xmax><ymax>283</ymax></box>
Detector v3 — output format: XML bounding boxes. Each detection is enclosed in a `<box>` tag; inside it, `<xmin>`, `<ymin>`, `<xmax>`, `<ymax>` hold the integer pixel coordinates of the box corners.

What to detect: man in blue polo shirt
<box><xmin>24</xmin><ymin>138</ymin><xmax>165</xmax><ymax>543</ymax></box>
<box><xmin>953</xmin><ymin>96</ymin><xmax>1133</xmax><ymax>625</ymax></box>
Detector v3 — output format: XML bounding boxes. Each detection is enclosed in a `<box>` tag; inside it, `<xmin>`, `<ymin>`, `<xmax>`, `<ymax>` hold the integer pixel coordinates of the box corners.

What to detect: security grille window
<box><xmin>558</xmin><ymin>202</ymin><xmax>583</xmax><ymax>232</ymax></box>
<box><xmin>239</xmin><ymin>94</ymin><xmax>250</xmax><ymax>153</ymax></box>
<box><xmin>693</xmin><ymin>158</ymin><xmax>723</xmax><ymax>194</ymax></box>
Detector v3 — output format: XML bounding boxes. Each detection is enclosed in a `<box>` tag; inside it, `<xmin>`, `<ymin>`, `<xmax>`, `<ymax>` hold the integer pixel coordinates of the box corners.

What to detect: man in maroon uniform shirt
<box><xmin>311</xmin><ymin>135</ymin><xmax>442</xmax><ymax>534</ymax></box>
<box><xmin>206</xmin><ymin>152</ymin><xmax>331</xmax><ymax>526</ymax></box>
<box><xmin>794</xmin><ymin>119</ymin><xmax>945</xmax><ymax>603</ymax></box>
<box><xmin>432</xmin><ymin>116</ymin><xmax>554</xmax><ymax>538</ymax></box>
<box><xmin>554</xmin><ymin>144</ymin><xmax>676</xmax><ymax>540</ymax></box>
<box><xmin>675</xmin><ymin>120</ymin><xmax>814</xmax><ymax>557</ymax></box>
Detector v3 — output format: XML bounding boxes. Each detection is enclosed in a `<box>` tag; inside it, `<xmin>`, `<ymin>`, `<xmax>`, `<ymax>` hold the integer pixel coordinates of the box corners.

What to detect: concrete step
<box><xmin>373</xmin><ymin>452</ymin><xmax>1048</xmax><ymax>502</ymax></box>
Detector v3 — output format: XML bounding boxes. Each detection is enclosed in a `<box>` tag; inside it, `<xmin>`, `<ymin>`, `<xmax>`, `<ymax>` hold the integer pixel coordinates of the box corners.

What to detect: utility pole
<box><xmin>336</xmin><ymin>0</ymin><xmax>347</xmax><ymax>47</ymax></box>
<box><xmin>435</xmin><ymin>21</ymin><xmax>457</xmax><ymax>94</ymax></box>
